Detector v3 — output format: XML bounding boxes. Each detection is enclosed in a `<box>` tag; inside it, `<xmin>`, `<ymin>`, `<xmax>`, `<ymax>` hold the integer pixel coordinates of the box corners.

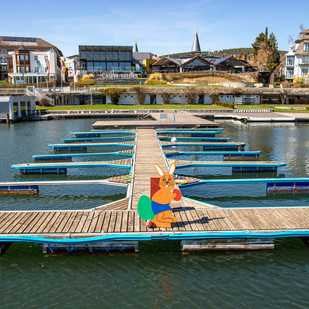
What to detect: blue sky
<box><xmin>2</xmin><ymin>0</ymin><xmax>308</xmax><ymax>57</ymax></box>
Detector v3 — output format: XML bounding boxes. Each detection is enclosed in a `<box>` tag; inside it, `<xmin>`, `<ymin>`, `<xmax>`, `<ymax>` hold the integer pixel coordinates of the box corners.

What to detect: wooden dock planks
<box><xmin>0</xmin><ymin>206</ymin><xmax>309</xmax><ymax>237</ymax></box>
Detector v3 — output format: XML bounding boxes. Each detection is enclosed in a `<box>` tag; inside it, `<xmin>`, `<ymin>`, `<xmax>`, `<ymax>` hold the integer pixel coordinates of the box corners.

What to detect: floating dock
<box><xmin>158</xmin><ymin>137</ymin><xmax>230</xmax><ymax>142</ymax></box>
<box><xmin>2</xmin><ymin>127</ymin><xmax>309</xmax><ymax>255</ymax></box>
<box><xmin>161</xmin><ymin>141</ymin><xmax>246</xmax><ymax>151</ymax></box>
<box><xmin>179</xmin><ymin>177</ymin><xmax>309</xmax><ymax>193</ymax></box>
<box><xmin>171</xmin><ymin>160</ymin><xmax>286</xmax><ymax>172</ymax></box>
<box><xmin>72</xmin><ymin>130</ymin><xmax>136</xmax><ymax>137</ymax></box>
<box><xmin>155</xmin><ymin>128</ymin><xmax>224</xmax><ymax>132</ymax></box>
<box><xmin>11</xmin><ymin>159</ymin><xmax>132</xmax><ymax>174</ymax></box>
<box><xmin>62</xmin><ymin>137</ymin><xmax>135</xmax><ymax>143</ymax></box>
<box><xmin>164</xmin><ymin>150</ymin><xmax>262</xmax><ymax>160</ymax></box>
<box><xmin>33</xmin><ymin>151</ymin><xmax>133</xmax><ymax>162</ymax></box>
<box><xmin>48</xmin><ymin>142</ymin><xmax>134</xmax><ymax>152</ymax></box>
<box><xmin>156</xmin><ymin>130</ymin><xmax>222</xmax><ymax>137</ymax></box>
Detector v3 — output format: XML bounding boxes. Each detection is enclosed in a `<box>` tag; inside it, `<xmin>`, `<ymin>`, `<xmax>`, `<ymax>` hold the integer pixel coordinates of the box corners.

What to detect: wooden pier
<box><xmin>1</xmin><ymin>127</ymin><xmax>309</xmax><ymax>254</ymax></box>
<box><xmin>92</xmin><ymin>112</ymin><xmax>219</xmax><ymax>129</ymax></box>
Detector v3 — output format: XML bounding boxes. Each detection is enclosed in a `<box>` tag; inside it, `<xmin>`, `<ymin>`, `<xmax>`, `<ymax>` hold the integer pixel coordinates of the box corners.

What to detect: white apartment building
<box><xmin>285</xmin><ymin>29</ymin><xmax>309</xmax><ymax>81</ymax></box>
<box><xmin>8</xmin><ymin>48</ymin><xmax>61</xmax><ymax>85</ymax></box>
<box><xmin>65</xmin><ymin>56</ymin><xmax>79</xmax><ymax>82</ymax></box>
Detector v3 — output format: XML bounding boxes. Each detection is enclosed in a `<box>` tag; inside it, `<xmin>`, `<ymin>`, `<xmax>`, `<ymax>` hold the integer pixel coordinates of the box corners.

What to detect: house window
<box><xmin>34</xmin><ymin>56</ymin><xmax>38</xmax><ymax>60</ymax></box>
<box><xmin>286</xmin><ymin>56</ymin><xmax>295</xmax><ymax>66</ymax></box>
<box><xmin>302</xmin><ymin>56</ymin><xmax>309</xmax><ymax>64</ymax></box>
<box><xmin>304</xmin><ymin>44</ymin><xmax>309</xmax><ymax>52</ymax></box>
<box><xmin>302</xmin><ymin>68</ymin><xmax>309</xmax><ymax>77</ymax></box>
<box><xmin>44</xmin><ymin>55</ymin><xmax>48</xmax><ymax>61</ymax></box>
<box><xmin>286</xmin><ymin>68</ymin><xmax>294</xmax><ymax>79</ymax></box>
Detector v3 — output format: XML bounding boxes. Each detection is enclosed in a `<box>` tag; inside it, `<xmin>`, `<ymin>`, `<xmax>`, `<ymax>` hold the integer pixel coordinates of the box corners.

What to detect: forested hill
<box><xmin>162</xmin><ymin>48</ymin><xmax>287</xmax><ymax>60</ymax></box>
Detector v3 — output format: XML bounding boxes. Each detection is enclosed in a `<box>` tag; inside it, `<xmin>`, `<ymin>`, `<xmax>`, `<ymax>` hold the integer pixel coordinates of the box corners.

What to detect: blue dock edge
<box><xmin>165</xmin><ymin>151</ymin><xmax>262</xmax><ymax>158</ymax></box>
<box><xmin>158</xmin><ymin>137</ymin><xmax>231</xmax><ymax>142</ymax></box>
<box><xmin>32</xmin><ymin>152</ymin><xmax>133</xmax><ymax>161</ymax></box>
<box><xmin>1</xmin><ymin>231</ymin><xmax>309</xmax><ymax>245</ymax></box>
<box><xmin>179</xmin><ymin>177</ymin><xmax>309</xmax><ymax>189</ymax></box>
<box><xmin>48</xmin><ymin>143</ymin><xmax>134</xmax><ymax>152</ymax></box>
<box><xmin>0</xmin><ymin>185</ymin><xmax>39</xmax><ymax>193</ymax></box>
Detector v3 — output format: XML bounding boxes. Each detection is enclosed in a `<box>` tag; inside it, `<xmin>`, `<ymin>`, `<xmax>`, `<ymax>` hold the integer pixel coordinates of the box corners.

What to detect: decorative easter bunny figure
<box><xmin>137</xmin><ymin>162</ymin><xmax>181</xmax><ymax>228</ymax></box>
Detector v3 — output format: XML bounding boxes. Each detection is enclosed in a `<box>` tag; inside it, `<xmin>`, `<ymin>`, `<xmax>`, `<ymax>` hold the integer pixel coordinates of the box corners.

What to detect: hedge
<box><xmin>215</xmin><ymin>100</ymin><xmax>235</xmax><ymax>109</ymax></box>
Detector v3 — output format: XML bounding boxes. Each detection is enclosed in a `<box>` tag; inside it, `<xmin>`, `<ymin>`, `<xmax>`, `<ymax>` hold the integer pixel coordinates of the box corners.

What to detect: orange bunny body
<box><xmin>150</xmin><ymin>162</ymin><xmax>179</xmax><ymax>228</ymax></box>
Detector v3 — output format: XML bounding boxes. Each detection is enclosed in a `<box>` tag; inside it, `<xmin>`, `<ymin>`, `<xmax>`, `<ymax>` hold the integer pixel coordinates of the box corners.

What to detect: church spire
<box><xmin>191</xmin><ymin>30</ymin><xmax>201</xmax><ymax>52</ymax></box>
<box><xmin>133</xmin><ymin>41</ymin><xmax>138</xmax><ymax>52</ymax></box>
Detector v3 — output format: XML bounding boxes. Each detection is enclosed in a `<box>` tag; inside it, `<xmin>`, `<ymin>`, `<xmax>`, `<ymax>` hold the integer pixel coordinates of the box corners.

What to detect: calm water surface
<box><xmin>1</xmin><ymin>119</ymin><xmax>309</xmax><ymax>308</ymax></box>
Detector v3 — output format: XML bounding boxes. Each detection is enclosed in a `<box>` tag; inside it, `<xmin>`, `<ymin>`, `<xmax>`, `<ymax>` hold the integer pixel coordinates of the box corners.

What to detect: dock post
<box><xmin>181</xmin><ymin>238</ymin><xmax>275</xmax><ymax>252</ymax></box>
<box><xmin>0</xmin><ymin>242</ymin><xmax>13</xmax><ymax>256</ymax></box>
<box><xmin>6</xmin><ymin>113</ymin><xmax>10</xmax><ymax>124</ymax></box>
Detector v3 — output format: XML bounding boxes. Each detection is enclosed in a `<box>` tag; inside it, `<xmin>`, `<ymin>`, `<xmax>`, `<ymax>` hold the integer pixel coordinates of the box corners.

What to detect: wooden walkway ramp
<box><xmin>130</xmin><ymin>128</ymin><xmax>218</xmax><ymax>210</ymax></box>
<box><xmin>131</xmin><ymin>129</ymin><xmax>170</xmax><ymax>210</ymax></box>
<box><xmin>1</xmin><ymin>207</ymin><xmax>309</xmax><ymax>237</ymax></box>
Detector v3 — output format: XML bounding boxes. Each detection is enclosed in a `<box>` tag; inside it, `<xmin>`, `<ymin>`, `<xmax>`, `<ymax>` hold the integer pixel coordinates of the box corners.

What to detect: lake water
<box><xmin>0</xmin><ymin>119</ymin><xmax>309</xmax><ymax>308</ymax></box>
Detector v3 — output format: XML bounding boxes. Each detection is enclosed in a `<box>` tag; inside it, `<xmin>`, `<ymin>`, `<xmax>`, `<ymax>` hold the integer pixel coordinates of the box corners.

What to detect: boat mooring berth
<box><xmin>1</xmin><ymin>125</ymin><xmax>309</xmax><ymax>255</ymax></box>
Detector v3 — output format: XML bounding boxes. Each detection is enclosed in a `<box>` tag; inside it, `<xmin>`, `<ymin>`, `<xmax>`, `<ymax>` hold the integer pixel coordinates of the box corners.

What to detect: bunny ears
<box><xmin>155</xmin><ymin>162</ymin><xmax>176</xmax><ymax>177</ymax></box>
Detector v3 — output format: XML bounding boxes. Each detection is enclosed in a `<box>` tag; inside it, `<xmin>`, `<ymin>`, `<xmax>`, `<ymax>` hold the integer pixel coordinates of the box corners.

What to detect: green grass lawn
<box><xmin>36</xmin><ymin>104</ymin><xmax>309</xmax><ymax>113</ymax></box>
<box><xmin>36</xmin><ymin>104</ymin><xmax>229</xmax><ymax>111</ymax></box>
<box><xmin>90</xmin><ymin>84</ymin><xmax>226</xmax><ymax>88</ymax></box>
<box><xmin>237</xmin><ymin>104</ymin><xmax>309</xmax><ymax>112</ymax></box>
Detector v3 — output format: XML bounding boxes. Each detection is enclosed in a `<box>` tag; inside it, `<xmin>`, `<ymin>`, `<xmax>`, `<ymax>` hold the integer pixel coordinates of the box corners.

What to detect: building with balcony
<box><xmin>8</xmin><ymin>47</ymin><xmax>62</xmax><ymax>84</ymax></box>
<box><xmin>285</xmin><ymin>29</ymin><xmax>309</xmax><ymax>81</ymax></box>
<box><xmin>0</xmin><ymin>36</ymin><xmax>63</xmax><ymax>83</ymax></box>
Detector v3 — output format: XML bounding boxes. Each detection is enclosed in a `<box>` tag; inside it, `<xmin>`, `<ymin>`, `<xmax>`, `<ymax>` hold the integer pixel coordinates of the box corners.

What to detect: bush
<box><xmin>70</xmin><ymin>78</ymin><xmax>95</xmax><ymax>87</ymax></box>
<box><xmin>233</xmin><ymin>87</ymin><xmax>244</xmax><ymax>96</ymax></box>
<box><xmin>215</xmin><ymin>100</ymin><xmax>235</xmax><ymax>109</ymax></box>
<box><xmin>145</xmin><ymin>79</ymin><xmax>167</xmax><ymax>86</ymax></box>
<box><xmin>185</xmin><ymin>87</ymin><xmax>198</xmax><ymax>104</ymax></box>
<box><xmin>39</xmin><ymin>98</ymin><xmax>52</xmax><ymax>107</ymax></box>
<box><xmin>294</xmin><ymin>77</ymin><xmax>302</xmax><ymax>84</ymax></box>
<box><xmin>162</xmin><ymin>93</ymin><xmax>171</xmax><ymax>104</ymax></box>
<box><xmin>132</xmin><ymin>87</ymin><xmax>146</xmax><ymax>105</ymax></box>
<box><xmin>0</xmin><ymin>79</ymin><xmax>57</xmax><ymax>88</ymax></box>
<box><xmin>281</xmin><ymin>81</ymin><xmax>292</xmax><ymax>88</ymax></box>
<box><xmin>103</xmin><ymin>88</ymin><xmax>126</xmax><ymax>104</ymax></box>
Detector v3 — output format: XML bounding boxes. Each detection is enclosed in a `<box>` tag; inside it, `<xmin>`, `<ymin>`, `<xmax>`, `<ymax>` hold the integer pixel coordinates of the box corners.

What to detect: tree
<box><xmin>251</xmin><ymin>28</ymin><xmax>281</xmax><ymax>73</ymax></box>
<box><xmin>252</xmin><ymin>31</ymin><xmax>265</xmax><ymax>58</ymax></box>
<box><xmin>266</xmin><ymin>33</ymin><xmax>281</xmax><ymax>73</ymax></box>
<box><xmin>103</xmin><ymin>88</ymin><xmax>125</xmax><ymax>105</ymax></box>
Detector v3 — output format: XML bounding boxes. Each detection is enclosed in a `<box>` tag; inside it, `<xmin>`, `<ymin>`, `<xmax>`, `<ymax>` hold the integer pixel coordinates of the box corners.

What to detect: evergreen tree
<box><xmin>251</xmin><ymin>28</ymin><xmax>281</xmax><ymax>72</ymax></box>
<box><xmin>267</xmin><ymin>33</ymin><xmax>281</xmax><ymax>73</ymax></box>
<box><xmin>252</xmin><ymin>32</ymin><xmax>265</xmax><ymax>58</ymax></box>
<box><xmin>264</xmin><ymin>27</ymin><xmax>268</xmax><ymax>43</ymax></box>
